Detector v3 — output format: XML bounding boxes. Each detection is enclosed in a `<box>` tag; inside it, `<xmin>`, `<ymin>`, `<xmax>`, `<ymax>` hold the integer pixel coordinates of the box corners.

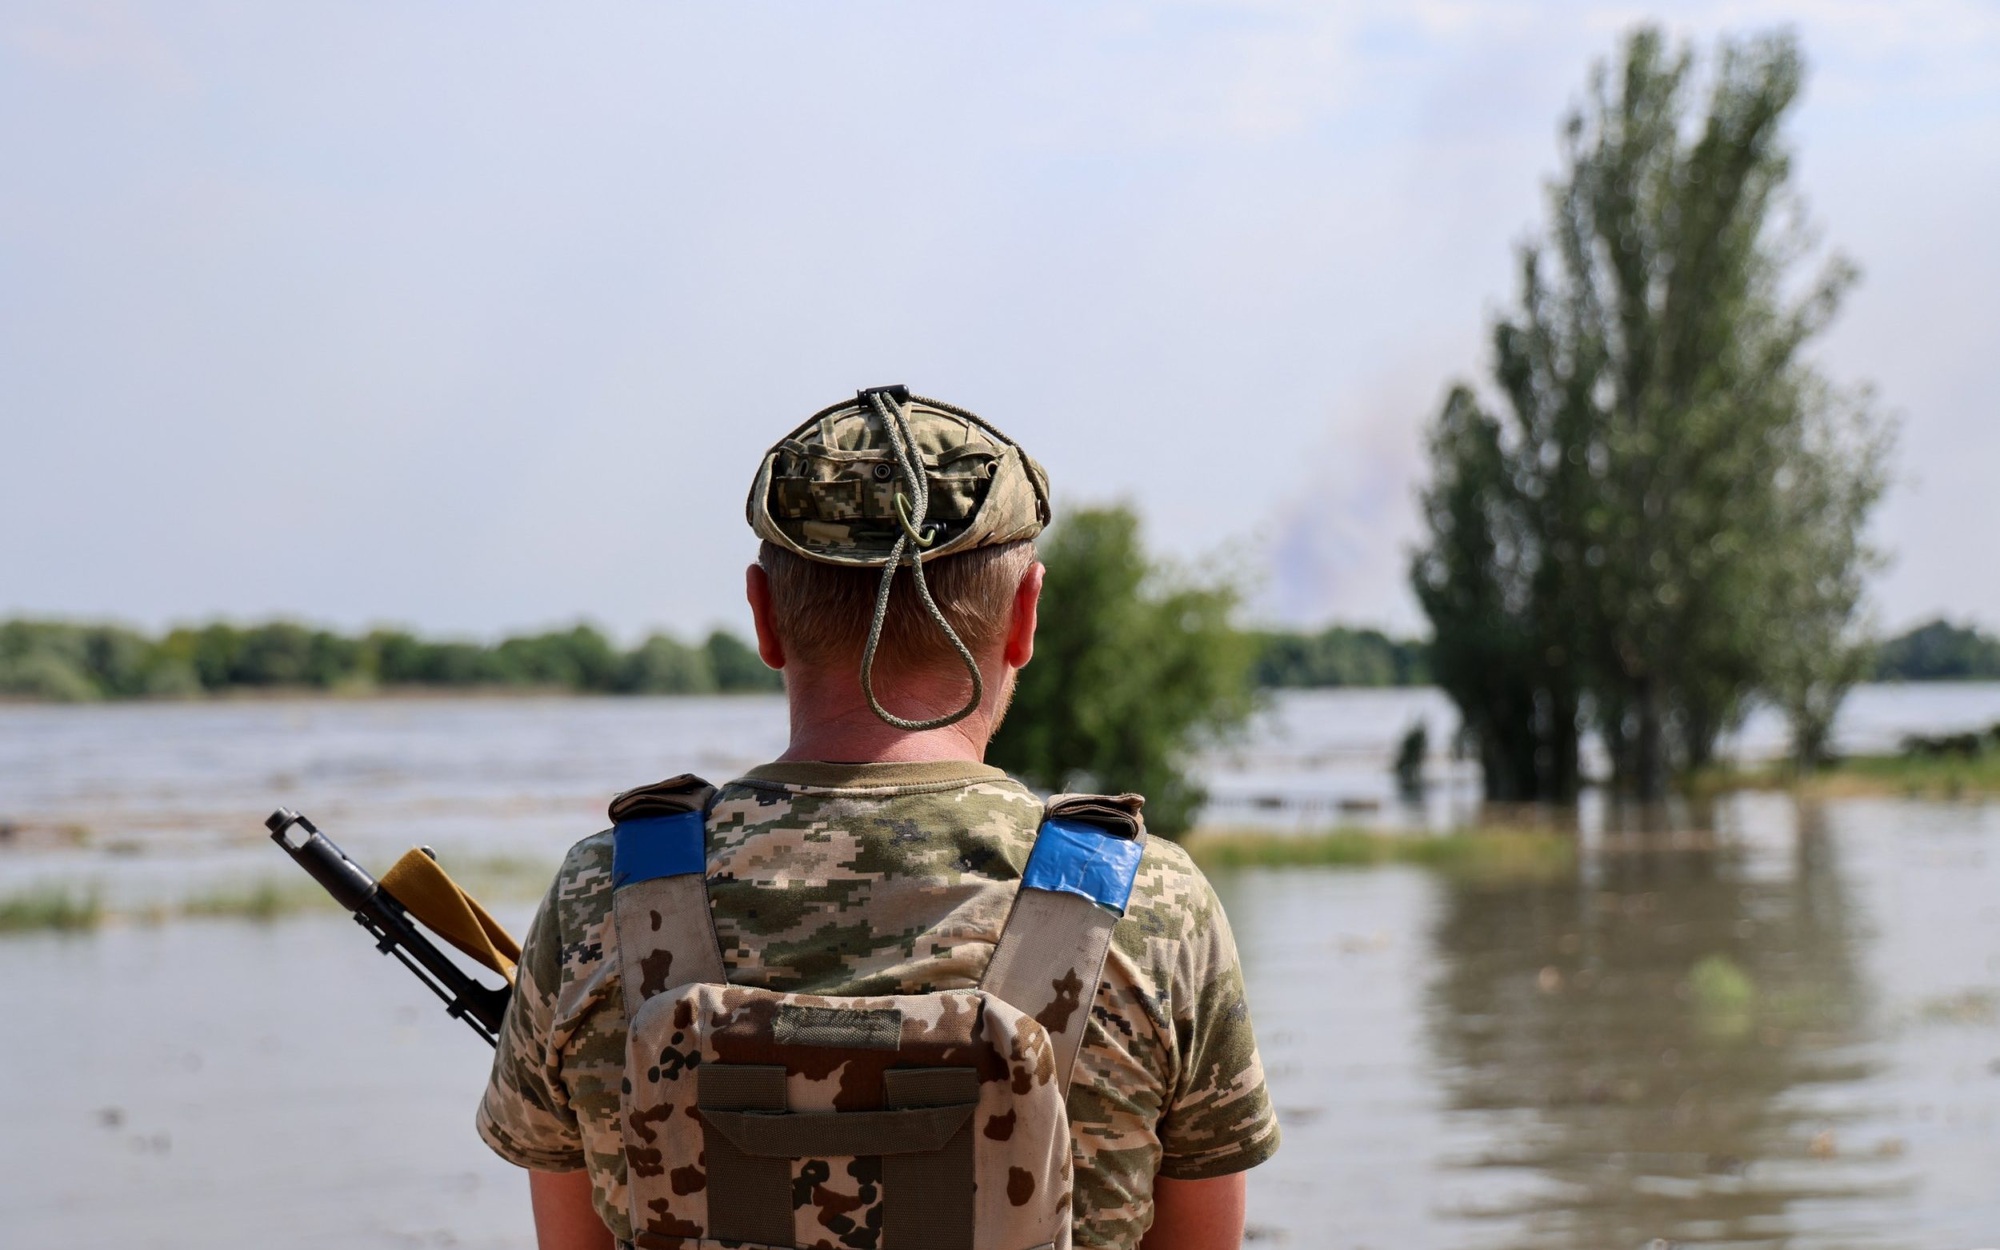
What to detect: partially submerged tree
<box><xmin>1756</xmin><ymin>394</ymin><xmax>1890</xmax><ymax>770</ymax></box>
<box><xmin>1412</xmin><ymin>26</ymin><xmax>1891</xmax><ymax>799</ymax></box>
<box><xmin>1414</xmin><ymin>386</ymin><xmax>1582</xmax><ymax>801</ymax></box>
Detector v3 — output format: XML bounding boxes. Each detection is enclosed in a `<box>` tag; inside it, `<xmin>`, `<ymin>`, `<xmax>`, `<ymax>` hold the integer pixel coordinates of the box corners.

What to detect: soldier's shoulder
<box><xmin>546</xmin><ymin>828</ymin><xmax>616</xmax><ymax>923</ymax></box>
<box><xmin>557</xmin><ymin>769</ymin><xmax>710</xmax><ymax>899</ymax></box>
<box><xmin>964</xmin><ymin>773</ymin><xmax>1043</xmax><ymax>805</ymax></box>
<box><xmin>559</xmin><ymin>826</ymin><xmax>615</xmax><ymax>876</ymax></box>
<box><xmin>1122</xmin><ymin>834</ymin><xmax>1224</xmax><ymax>941</ymax></box>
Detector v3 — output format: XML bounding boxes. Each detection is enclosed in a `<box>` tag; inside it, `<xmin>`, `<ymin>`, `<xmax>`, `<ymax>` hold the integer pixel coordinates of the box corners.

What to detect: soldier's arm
<box><xmin>529</xmin><ymin>1169</ymin><xmax>614</xmax><ymax>1250</ymax></box>
<box><xmin>480</xmin><ymin>866</ymin><xmax>609</xmax><ymax>1243</ymax></box>
<box><xmin>1149</xmin><ymin>859</ymin><xmax>1277</xmax><ymax>1234</ymax></box>
<box><xmin>1140</xmin><ymin>1173</ymin><xmax>1248</xmax><ymax>1249</ymax></box>
<box><xmin>478</xmin><ymin>873</ymin><xmax>590</xmax><ymax>1170</ymax></box>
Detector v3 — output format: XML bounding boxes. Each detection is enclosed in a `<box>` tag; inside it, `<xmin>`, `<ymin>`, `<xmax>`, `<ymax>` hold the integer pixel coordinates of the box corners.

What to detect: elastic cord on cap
<box><xmin>857</xmin><ymin>389</ymin><xmax>985</xmax><ymax>732</ymax></box>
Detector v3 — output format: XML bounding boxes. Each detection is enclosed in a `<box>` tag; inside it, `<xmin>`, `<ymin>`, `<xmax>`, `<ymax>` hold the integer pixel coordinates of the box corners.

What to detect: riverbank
<box><xmin>1184</xmin><ymin>825</ymin><xmax>1575</xmax><ymax>877</ymax></box>
<box><xmin>1697</xmin><ymin>749</ymin><xmax>2000</xmax><ymax>800</ymax></box>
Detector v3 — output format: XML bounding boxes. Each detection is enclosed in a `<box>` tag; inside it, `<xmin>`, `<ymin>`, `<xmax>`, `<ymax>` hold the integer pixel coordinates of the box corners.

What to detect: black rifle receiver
<box><xmin>266</xmin><ymin>808</ymin><xmax>511</xmax><ymax>1047</ymax></box>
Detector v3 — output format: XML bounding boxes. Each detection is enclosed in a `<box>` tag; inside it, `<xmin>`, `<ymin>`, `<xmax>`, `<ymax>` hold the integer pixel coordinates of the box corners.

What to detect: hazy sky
<box><xmin>3</xmin><ymin>1</ymin><xmax>1995</xmax><ymax>642</ymax></box>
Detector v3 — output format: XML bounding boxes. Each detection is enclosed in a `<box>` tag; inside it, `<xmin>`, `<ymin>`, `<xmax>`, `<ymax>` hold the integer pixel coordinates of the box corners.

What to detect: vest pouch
<box><xmin>624</xmin><ymin>984</ymin><xmax>1073</xmax><ymax>1250</ymax></box>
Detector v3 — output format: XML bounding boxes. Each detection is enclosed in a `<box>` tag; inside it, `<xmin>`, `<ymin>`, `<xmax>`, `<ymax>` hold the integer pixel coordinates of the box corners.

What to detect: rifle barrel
<box><xmin>267</xmin><ymin>808</ymin><xmax>510</xmax><ymax>1046</ymax></box>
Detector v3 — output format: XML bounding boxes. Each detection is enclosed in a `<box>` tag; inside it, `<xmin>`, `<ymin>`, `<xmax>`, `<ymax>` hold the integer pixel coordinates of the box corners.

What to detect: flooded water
<box><xmin>4</xmin><ymin>688</ymin><xmax>2000</xmax><ymax>1248</ymax></box>
<box><xmin>1234</xmin><ymin>793</ymin><xmax>2000</xmax><ymax>1249</ymax></box>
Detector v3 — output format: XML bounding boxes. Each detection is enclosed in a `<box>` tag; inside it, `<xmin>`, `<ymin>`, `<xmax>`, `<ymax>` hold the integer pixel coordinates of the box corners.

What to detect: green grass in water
<box><xmin>0</xmin><ymin>887</ymin><xmax>103</xmax><ymax>933</ymax></box>
<box><xmin>180</xmin><ymin>879</ymin><xmax>331</xmax><ymax>922</ymax></box>
<box><xmin>1687</xmin><ymin>952</ymin><xmax>1757</xmax><ymax>1040</ymax></box>
<box><xmin>178</xmin><ymin>853</ymin><xmax>558</xmax><ymax>923</ymax></box>
<box><xmin>1837</xmin><ymin>751</ymin><xmax>2000</xmax><ymax>798</ymax></box>
<box><xmin>1184</xmin><ymin>826</ymin><xmax>1574</xmax><ymax>879</ymax></box>
<box><xmin>0</xmin><ymin>852</ymin><xmax>559</xmax><ymax>938</ymax></box>
<box><xmin>1697</xmin><ymin>751</ymin><xmax>2000</xmax><ymax>799</ymax></box>
<box><xmin>443</xmin><ymin>854</ymin><xmax>561</xmax><ymax>900</ymax></box>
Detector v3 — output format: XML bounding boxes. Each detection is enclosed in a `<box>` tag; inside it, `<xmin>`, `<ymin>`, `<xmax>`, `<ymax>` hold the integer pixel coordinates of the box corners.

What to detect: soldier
<box><xmin>478</xmin><ymin>387</ymin><xmax>1277</xmax><ymax>1249</ymax></box>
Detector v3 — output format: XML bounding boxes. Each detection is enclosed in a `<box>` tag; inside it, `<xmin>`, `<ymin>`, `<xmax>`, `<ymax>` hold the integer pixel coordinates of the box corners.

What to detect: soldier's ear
<box><xmin>745</xmin><ymin>563</ymin><xmax>787</xmax><ymax>671</ymax></box>
<box><xmin>1004</xmin><ymin>561</ymin><xmax>1043</xmax><ymax>671</ymax></box>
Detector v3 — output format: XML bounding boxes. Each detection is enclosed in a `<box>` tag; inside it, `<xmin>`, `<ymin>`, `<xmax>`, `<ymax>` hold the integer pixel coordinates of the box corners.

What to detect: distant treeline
<box><xmin>1873</xmin><ymin>620</ymin><xmax>2000</xmax><ymax>681</ymax></box>
<box><xmin>0</xmin><ymin>619</ymin><xmax>782</xmax><ymax>701</ymax></box>
<box><xmin>1</xmin><ymin>615</ymin><xmax>1993</xmax><ymax>702</ymax></box>
<box><xmin>1238</xmin><ymin>618</ymin><xmax>1999</xmax><ymax>688</ymax></box>
<box><xmin>1249</xmin><ymin>626</ymin><xmax>1432</xmax><ymax>688</ymax></box>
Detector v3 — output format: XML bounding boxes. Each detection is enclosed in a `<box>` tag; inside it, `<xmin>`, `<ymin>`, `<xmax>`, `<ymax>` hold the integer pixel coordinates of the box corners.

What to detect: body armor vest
<box><xmin>610</xmin><ymin>776</ymin><xmax>1147</xmax><ymax>1250</ymax></box>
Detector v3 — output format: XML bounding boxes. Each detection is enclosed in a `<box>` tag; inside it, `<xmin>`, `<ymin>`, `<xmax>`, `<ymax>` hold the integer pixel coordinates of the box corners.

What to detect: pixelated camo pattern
<box><xmin>478</xmin><ymin>760</ymin><xmax>1278</xmax><ymax>1248</ymax></box>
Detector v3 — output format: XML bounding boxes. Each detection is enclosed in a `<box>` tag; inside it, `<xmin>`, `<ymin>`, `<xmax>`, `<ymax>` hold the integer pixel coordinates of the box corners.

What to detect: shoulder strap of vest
<box><xmin>981</xmin><ymin>791</ymin><xmax>1147</xmax><ymax>1092</ymax></box>
<box><xmin>609</xmin><ymin>774</ymin><xmax>727</xmax><ymax>1027</ymax></box>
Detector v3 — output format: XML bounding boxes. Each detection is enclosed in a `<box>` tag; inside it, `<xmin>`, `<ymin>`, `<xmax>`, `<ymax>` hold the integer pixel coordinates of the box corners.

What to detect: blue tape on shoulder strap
<box><xmin>1021</xmin><ymin>817</ymin><xmax>1145</xmax><ymax>915</ymax></box>
<box><xmin>611</xmin><ymin>811</ymin><xmax>708</xmax><ymax>888</ymax></box>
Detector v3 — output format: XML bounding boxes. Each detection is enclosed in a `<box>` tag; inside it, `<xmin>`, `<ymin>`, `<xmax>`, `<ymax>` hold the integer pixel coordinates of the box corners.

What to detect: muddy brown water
<box><xmin>3</xmin><ymin>691</ymin><xmax>1999</xmax><ymax>1248</ymax></box>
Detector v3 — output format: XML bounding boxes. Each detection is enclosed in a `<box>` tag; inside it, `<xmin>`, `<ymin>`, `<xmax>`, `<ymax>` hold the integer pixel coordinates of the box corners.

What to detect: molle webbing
<box><xmin>703</xmin><ymin>1103</ymin><xmax>973</xmax><ymax>1157</ymax></box>
<box><xmin>698</xmin><ymin>1065</ymin><xmax>979</xmax><ymax>1250</ymax></box>
<box><xmin>982</xmin><ymin>794</ymin><xmax>1147</xmax><ymax>1091</ymax></box>
<box><xmin>696</xmin><ymin>1065</ymin><xmax>792</xmax><ymax>1247</ymax></box>
<box><xmin>882</xmin><ymin>1066</ymin><xmax>978</xmax><ymax>1249</ymax></box>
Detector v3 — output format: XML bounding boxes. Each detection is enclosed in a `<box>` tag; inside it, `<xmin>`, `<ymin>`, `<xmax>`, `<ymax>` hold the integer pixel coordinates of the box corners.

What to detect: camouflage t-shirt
<box><xmin>477</xmin><ymin>759</ymin><xmax>1278</xmax><ymax>1248</ymax></box>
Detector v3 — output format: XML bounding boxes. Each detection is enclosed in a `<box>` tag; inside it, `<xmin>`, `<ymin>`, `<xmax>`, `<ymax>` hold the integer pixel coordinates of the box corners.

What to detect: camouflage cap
<box><xmin>747</xmin><ymin>386</ymin><xmax>1052</xmax><ymax>732</ymax></box>
<box><xmin>747</xmin><ymin>386</ymin><xmax>1051</xmax><ymax>569</ymax></box>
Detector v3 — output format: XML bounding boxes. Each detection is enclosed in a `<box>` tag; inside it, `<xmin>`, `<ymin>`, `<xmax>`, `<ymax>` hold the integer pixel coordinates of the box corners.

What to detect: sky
<box><xmin>2</xmin><ymin>0</ymin><xmax>1996</xmax><ymax>643</ymax></box>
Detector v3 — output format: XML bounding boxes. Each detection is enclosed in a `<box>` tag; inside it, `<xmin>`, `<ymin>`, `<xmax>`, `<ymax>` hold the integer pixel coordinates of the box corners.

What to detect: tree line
<box><xmin>1</xmin><ymin>608</ymin><xmax>1986</xmax><ymax>706</ymax></box>
<box><xmin>1874</xmin><ymin>621</ymin><xmax>2000</xmax><ymax>682</ymax></box>
<box><xmin>0</xmin><ymin>619</ymin><xmax>782</xmax><ymax>701</ymax></box>
<box><xmin>1253</xmin><ymin>620</ymin><xmax>1990</xmax><ymax>688</ymax></box>
<box><xmin>0</xmin><ymin>611</ymin><xmax>1422</xmax><ymax>704</ymax></box>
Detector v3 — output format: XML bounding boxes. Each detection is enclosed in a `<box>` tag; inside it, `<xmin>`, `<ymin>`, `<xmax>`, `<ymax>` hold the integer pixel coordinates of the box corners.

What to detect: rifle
<box><xmin>266</xmin><ymin>807</ymin><xmax>515</xmax><ymax>1047</ymax></box>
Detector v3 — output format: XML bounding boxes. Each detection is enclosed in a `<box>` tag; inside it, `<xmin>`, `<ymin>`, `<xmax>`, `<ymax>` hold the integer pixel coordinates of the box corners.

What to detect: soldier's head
<box><xmin>743</xmin><ymin>386</ymin><xmax>1051</xmax><ymax>738</ymax></box>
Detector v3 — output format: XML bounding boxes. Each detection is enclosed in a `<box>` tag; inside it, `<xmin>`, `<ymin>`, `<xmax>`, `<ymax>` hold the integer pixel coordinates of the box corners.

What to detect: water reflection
<box><xmin>1426</xmin><ymin>799</ymin><xmax>1902</xmax><ymax>1249</ymax></box>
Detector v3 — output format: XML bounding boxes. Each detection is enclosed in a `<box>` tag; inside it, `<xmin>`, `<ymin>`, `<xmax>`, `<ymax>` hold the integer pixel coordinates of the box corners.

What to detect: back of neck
<box><xmin>774</xmin><ymin>665</ymin><xmax>998</xmax><ymax>764</ymax></box>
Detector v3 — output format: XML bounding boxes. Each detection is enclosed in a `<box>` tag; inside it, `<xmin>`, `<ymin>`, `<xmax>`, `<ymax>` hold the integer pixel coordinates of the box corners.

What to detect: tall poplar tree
<box><xmin>1413</xmin><ymin>27</ymin><xmax>1891</xmax><ymax>800</ymax></box>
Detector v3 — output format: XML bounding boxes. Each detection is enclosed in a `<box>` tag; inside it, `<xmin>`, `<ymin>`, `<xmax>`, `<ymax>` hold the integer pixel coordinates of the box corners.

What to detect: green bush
<box><xmin>988</xmin><ymin>505</ymin><xmax>1255</xmax><ymax>838</ymax></box>
<box><xmin>0</xmin><ymin>887</ymin><xmax>102</xmax><ymax>932</ymax></box>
